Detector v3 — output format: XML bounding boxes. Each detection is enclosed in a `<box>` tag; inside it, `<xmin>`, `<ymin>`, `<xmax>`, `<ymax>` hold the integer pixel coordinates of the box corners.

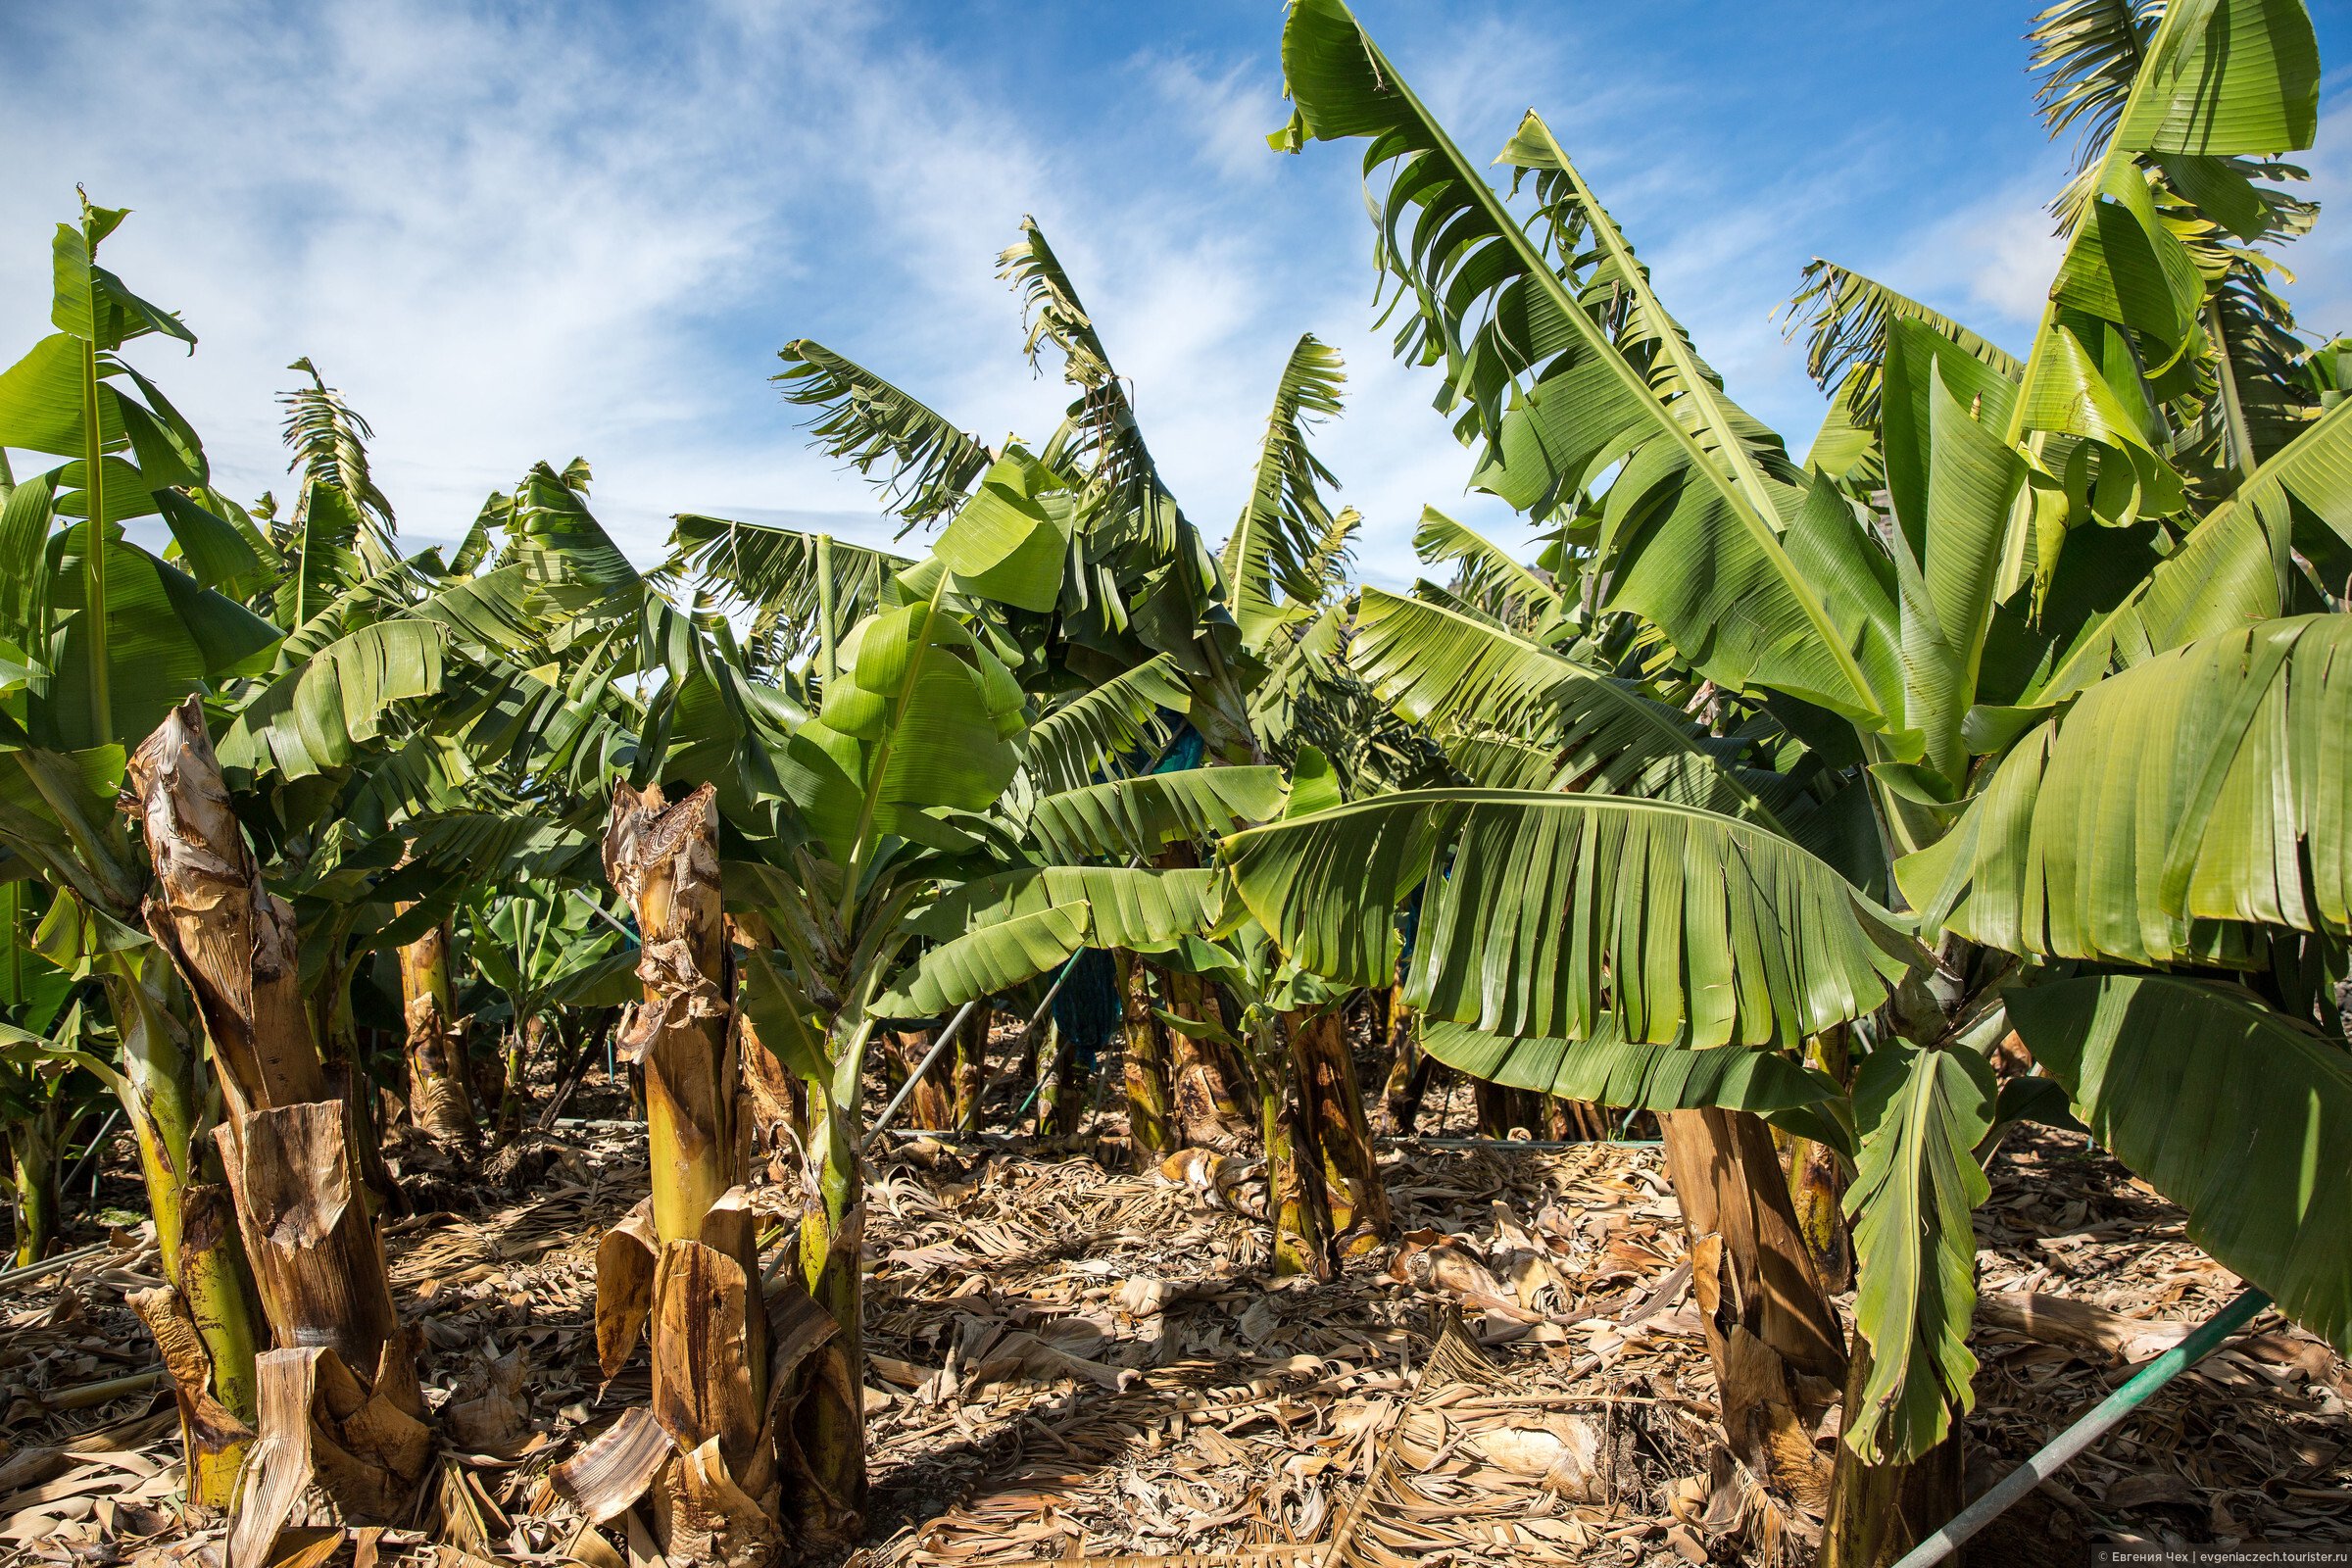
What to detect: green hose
<box><xmin>1889</xmin><ymin>1286</ymin><xmax>2271</xmax><ymax>1568</ymax></box>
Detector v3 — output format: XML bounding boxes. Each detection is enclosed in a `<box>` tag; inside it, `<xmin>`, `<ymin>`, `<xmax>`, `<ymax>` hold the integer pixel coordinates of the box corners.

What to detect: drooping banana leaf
<box><xmin>503</xmin><ymin>460</ymin><xmax>640</xmax><ymax>599</ymax></box>
<box><xmin>772</xmin><ymin>340</ymin><xmax>991</xmax><ymax>525</ymax></box>
<box><xmin>1411</xmin><ymin>507</ymin><xmax>1563</xmax><ymax>622</ymax></box>
<box><xmin>269</xmin><ymin>551</ymin><xmax>441</xmax><ymax>673</ymax></box>
<box><xmin>914</xmin><ymin>865</ymin><xmax>1223</xmax><ymax>954</ymax></box>
<box><xmin>2009</xmin><ymin>973</ymin><xmax>2352</xmax><ymax>1354</ymax></box>
<box><xmin>2029</xmin><ymin>0</ymin><xmax>2158</xmax><ymax>188</ymax></box>
<box><xmin>1842</xmin><ymin>1042</ymin><xmax>1995</xmax><ymax>1463</ymax></box>
<box><xmin>668</xmin><ymin>512</ymin><xmax>913</xmax><ymax>652</ymax></box>
<box><xmin>217</xmin><ymin>620</ymin><xmax>447</xmax><ymax>780</ymax></box>
<box><xmin>1348</xmin><ymin>587</ymin><xmax>1582</xmax><ymax>739</ymax></box>
<box><xmin>872</xmin><ymin>901</ymin><xmax>1090</xmax><ymax>1017</ymax></box>
<box><xmin>1224</xmin><ymin>788</ymin><xmax>1918</xmax><ymax>1047</ymax></box>
<box><xmin>1026</xmin><ymin>765</ymin><xmax>1286</xmax><ymax>862</ymax></box>
<box><xmin>2163</xmin><ymin>389</ymin><xmax>2352</xmax><ymax>626</ymax></box>
<box><xmin>1000</xmin><ymin>219</ymin><xmax>1188</xmax><ymax>560</ymax></box>
<box><xmin>1781</xmin><ymin>260</ymin><xmax>2023</xmax><ymax>428</ymax></box>
<box><xmin>152</xmin><ymin>488</ymin><xmax>264</xmax><ymax>592</ymax></box>
<box><xmin>1418</xmin><ymin>1016</ymin><xmax>1842</xmax><ymax>1126</ymax></box>
<box><xmin>1271</xmin><ymin>0</ymin><xmax>1895</xmax><ymax>727</ymax></box>
<box><xmin>934</xmin><ymin>450</ymin><xmax>1075</xmax><ymax>614</ymax></box>
<box><xmin>1354</xmin><ymin>588</ymin><xmax>1788</xmax><ymax>825</ymax></box>
<box><xmin>1023</xmin><ymin>654</ymin><xmax>1188</xmax><ymax>796</ymax></box>
<box><xmin>1903</xmin><ymin>614</ymin><xmax>2352</xmax><ymax>966</ymax></box>
<box><xmin>791</xmin><ymin>599</ymin><xmax>1027</xmax><ymax>856</ymax></box>
<box><xmin>2032</xmin><ymin>397</ymin><xmax>2352</xmax><ymax>705</ymax></box>
<box><xmin>43</xmin><ymin>536</ymin><xmax>280</xmax><ymax>751</ymax></box>
<box><xmin>1501</xmin><ymin>117</ymin><xmax>1806</xmax><ymax>500</ymax></box>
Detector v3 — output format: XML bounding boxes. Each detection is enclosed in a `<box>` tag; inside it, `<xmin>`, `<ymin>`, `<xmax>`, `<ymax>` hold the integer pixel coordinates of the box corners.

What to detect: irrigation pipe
<box><xmin>0</xmin><ymin>1242</ymin><xmax>109</xmax><ymax>1289</ymax></box>
<box><xmin>1889</xmin><ymin>1286</ymin><xmax>2270</xmax><ymax>1568</ymax></box>
<box><xmin>863</xmin><ymin>996</ymin><xmax>987</xmax><ymax>1153</ymax></box>
<box><xmin>64</xmin><ymin>1108</ymin><xmax>122</xmax><ymax>1205</ymax></box>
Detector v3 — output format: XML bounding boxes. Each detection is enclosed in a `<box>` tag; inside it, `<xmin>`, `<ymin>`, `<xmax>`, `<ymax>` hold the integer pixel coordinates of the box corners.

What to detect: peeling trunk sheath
<box><xmin>128</xmin><ymin>700</ymin><xmax>405</xmax><ymax>1370</ymax></box>
<box><xmin>1117</xmin><ymin>950</ymin><xmax>1177</xmax><ymax>1164</ymax></box>
<box><xmin>128</xmin><ymin>699</ymin><xmax>422</xmax><ymax>1535</ymax></box>
<box><xmin>396</xmin><ymin>916</ymin><xmax>475</xmax><ymax>1142</ymax></box>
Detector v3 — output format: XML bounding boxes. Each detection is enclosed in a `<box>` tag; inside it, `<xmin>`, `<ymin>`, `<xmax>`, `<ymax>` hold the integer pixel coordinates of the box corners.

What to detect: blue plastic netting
<box><xmin>1052</xmin><ymin>947</ymin><xmax>1121</xmax><ymax>1071</ymax></box>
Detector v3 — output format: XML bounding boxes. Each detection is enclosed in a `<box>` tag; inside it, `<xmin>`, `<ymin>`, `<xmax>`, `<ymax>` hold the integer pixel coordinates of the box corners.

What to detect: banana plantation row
<box><xmin>3</xmin><ymin>0</ymin><xmax>2347</xmax><ymax>1564</ymax></box>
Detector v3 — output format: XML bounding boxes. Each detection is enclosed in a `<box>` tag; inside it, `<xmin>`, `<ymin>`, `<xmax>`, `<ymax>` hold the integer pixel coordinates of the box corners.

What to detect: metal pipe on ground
<box><xmin>0</xmin><ymin>1242</ymin><xmax>110</xmax><ymax>1289</ymax></box>
<box><xmin>864</xmin><ymin>995</ymin><xmax>991</xmax><ymax>1153</ymax></box>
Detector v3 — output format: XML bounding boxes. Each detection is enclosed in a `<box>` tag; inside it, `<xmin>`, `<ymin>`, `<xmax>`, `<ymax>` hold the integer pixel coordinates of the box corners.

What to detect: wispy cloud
<box><xmin>1876</xmin><ymin>178</ymin><xmax>2070</xmax><ymax>340</ymax></box>
<box><xmin>1141</xmin><ymin>52</ymin><xmax>1282</xmax><ymax>186</ymax></box>
<box><xmin>2281</xmin><ymin>97</ymin><xmax>2352</xmax><ymax>342</ymax></box>
<box><xmin>1</xmin><ymin>3</ymin><xmax>827</xmax><ymax>545</ymax></box>
<box><xmin>1</xmin><ymin>0</ymin><xmax>2343</xmax><ymax>600</ymax></box>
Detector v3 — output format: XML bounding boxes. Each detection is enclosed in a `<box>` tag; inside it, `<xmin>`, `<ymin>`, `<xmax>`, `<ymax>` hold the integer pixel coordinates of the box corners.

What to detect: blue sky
<box><xmin>3</xmin><ymin>1</ymin><xmax>2346</xmax><ymax>586</ymax></box>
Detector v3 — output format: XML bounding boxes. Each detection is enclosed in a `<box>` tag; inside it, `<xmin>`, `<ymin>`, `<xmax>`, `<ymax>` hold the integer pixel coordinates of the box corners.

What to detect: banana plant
<box><xmin>574</xmin><ymin>424</ymin><xmax>1259</xmax><ymax>1554</ymax></box>
<box><xmin>1146</xmin><ymin>930</ymin><xmax>1338</xmax><ymax>1271</ymax></box>
<box><xmin>0</xmin><ymin>215</ymin><xmax>573</xmax><ymax>1527</ymax></box>
<box><xmin>718</xmin><ymin>479</ymin><xmax>1263</xmax><ymax>1537</ymax></box>
<box><xmin>0</xmin><ymin>197</ymin><xmax>279</xmax><ymax>756</ymax></box>
<box><xmin>0</xmin><ymin>942</ymin><xmax>94</xmax><ymax>1266</ymax></box>
<box><xmin>1262</xmin><ymin>2</ymin><xmax>2337</xmax><ymax>1562</ymax></box>
<box><xmin>692</xmin><ymin>239</ymin><xmax>1397</xmax><ymax>1189</ymax></box>
<box><xmin>463</xmin><ymin>880</ymin><xmax>635</xmax><ymax>1138</ymax></box>
<box><xmin>1131</xmin><ymin>908</ymin><xmax>1396</xmax><ymax>1274</ymax></box>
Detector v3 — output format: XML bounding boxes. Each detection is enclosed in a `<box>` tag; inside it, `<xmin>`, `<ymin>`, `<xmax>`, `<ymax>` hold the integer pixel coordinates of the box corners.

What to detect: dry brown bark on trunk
<box><xmin>1787</xmin><ymin>1134</ymin><xmax>1853</xmax><ymax>1292</ymax></box>
<box><xmin>131</xmin><ymin>703</ymin><xmax>325</xmax><ymax>1119</ymax></box>
<box><xmin>1380</xmin><ymin>998</ymin><xmax>1440</xmax><ymax>1134</ymax></box>
<box><xmin>1659</xmin><ymin>1107</ymin><xmax>1847</xmax><ymax>1522</ymax></box>
<box><xmin>597</xmin><ymin>781</ymin><xmax>834</xmax><ymax>1562</ymax></box>
<box><xmin>1289</xmin><ymin>1007</ymin><xmax>1389</xmax><ymax>1255</ymax></box>
<box><xmin>1159</xmin><ymin>965</ymin><xmax>1253</xmax><ymax>1151</ymax></box>
<box><xmin>1546</xmin><ymin>1098</ymin><xmax>1614</xmax><ymax>1140</ymax></box>
<box><xmin>1149</xmin><ymin>845</ymin><xmax>1252</xmax><ymax>1152</ymax></box>
<box><xmin>225</xmin><ymin>1346</ymin><xmax>434</xmax><ymax>1568</ymax></box>
<box><xmin>737</xmin><ymin>1008</ymin><xmax>805</xmax><ymax>1187</ymax></box>
<box><xmin>129</xmin><ymin>699</ymin><xmax>425</xmax><ymax>1558</ymax></box>
<box><xmin>605</xmin><ymin>783</ymin><xmax>745</xmax><ymax>1244</ymax></box>
<box><xmin>396</xmin><ymin>916</ymin><xmax>475</xmax><ymax>1143</ymax></box>
<box><xmin>128</xmin><ymin>1262</ymin><xmax>254</xmax><ymax>1505</ymax></box>
<box><xmin>890</xmin><ymin>1028</ymin><xmax>954</xmax><ymax>1132</ymax></box>
<box><xmin>1473</xmin><ymin>1079</ymin><xmax>1543</xmax><ymax>1138</ymax></box>
<box><xmin>1259</xmin><ymin>1047</ymin><xmax>1332</xmax><ymax>1281</ymax></box>
<box><xmin>1788</xmin><ymin>1026</ymin><xmax>1855</xmax><ymax>1292</ymax></box>
<box><xmin>1116</xmin><ymin>951</ymin><xmax>1177</xmax><ymax>1166</ymax></box>
<box><xmin>1820</xmin><ymin>1337</ymin><xmax>1966</xmax><ymax>1568</ymax></box>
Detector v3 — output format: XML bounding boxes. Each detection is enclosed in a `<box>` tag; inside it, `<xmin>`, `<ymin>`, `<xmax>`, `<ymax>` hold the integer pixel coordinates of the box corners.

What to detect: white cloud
<box><xmin>2281</xmin><ymin>98</ymin><xmax>2352</xmax><ymax>343</ymax></box>
<box><xmin>0</xmin><ymin>3</ymin><xmax>832</xmax><ymax>547</ymax></box>
<box><xmin>2</xmin><ymin>1</ymin><xmax>2341</xmax><ymax>607</ymax></box>
<box><xmin>1141</xmin><ymin>53</ymin><xmax>1281</xmax><ymax>185</ymax></box>
<box><xmin>1879</xmin><ymin>178</ymin><xmax>2069</xmax><ymax>336</ymax></box>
